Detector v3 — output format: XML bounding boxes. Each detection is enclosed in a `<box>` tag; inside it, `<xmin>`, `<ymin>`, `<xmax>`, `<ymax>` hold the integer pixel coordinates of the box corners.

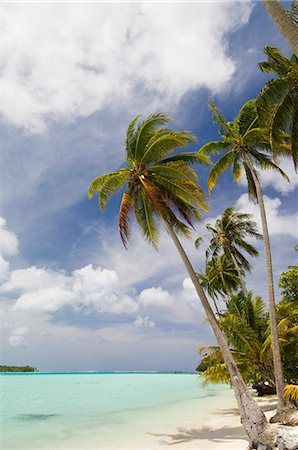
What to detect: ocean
<box><xmin>1</xmin><ymin>372</ymin><xmax>236</xmax><ymax>449</ymax></box>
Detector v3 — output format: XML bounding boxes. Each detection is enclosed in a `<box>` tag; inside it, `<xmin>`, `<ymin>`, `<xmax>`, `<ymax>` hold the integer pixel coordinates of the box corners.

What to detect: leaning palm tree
<box><xmin>204</xmin><ymin>207</ymin><xmax>262</xmax><ymax>294</ymax></box>
<box><xmin>88</xmin><ymin>113</ymin><xmax>274</xmax><ymax>447</ymax></box>
<box><xmin>257</xmin><ymin>46</ymin><xmax>298</xmax><ymax>170</ymax></box>
<box><xmin>198</xmin><ymin>99</ymin><xmax>293</xmax><ymax>418</ymax></box>
<box><xmin>262</xmin><ymin>0</ymin><xmax>298</xmax><ymax>56</ymax></box>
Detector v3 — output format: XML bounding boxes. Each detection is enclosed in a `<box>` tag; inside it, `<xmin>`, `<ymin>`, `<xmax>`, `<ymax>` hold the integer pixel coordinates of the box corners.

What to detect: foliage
<box><xmin>197</xmin><ymin>254</ymin><xmax>242</xmax><ymax>301</ymax></box>
<box><xmin>197</xmin><ymin>292</ymin><xmax>275</xmax><ymax>385</ymax></box>
<box><xmin>279</xmin><ymin>265</ymin><xmax>298</xmax><ymax>303</ymax></box>
<box><xmin>88</xmin><ymin>113</ymin><xmax>209</xmax><ymax>248</ymax></box>
<box><xmin>204</xmin><ymin>207</ymin><xmax>262</xmax><ymax>273</ymax></box>
<box><xmin>0</xmin><ymin>365</ymin><xmax>38</xmax><ymax>372</ymax></box>
<box><xmin>198</xmin><ymin>99</ymin><xmax>288</xmax><ymax>200</ymax></box>
<box><xmin>257</xmin><ymin>46</ymin><xmax>298</xmax><ymax>170</ymax></box>
<box><xmin>196</xmin><ymin>271</ymin><xmax>298</xmax><ymax>386</ymax></box>
<box><xmin>284</xmin><ymin>384</ymin><xmax>298</xmax><ymax>401</ymax></box>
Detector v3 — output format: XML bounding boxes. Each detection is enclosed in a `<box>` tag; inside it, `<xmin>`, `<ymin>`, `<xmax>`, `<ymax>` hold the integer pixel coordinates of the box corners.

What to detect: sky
<box><xmin>1</xmin><ymin>1</ymin><xmax>297</xmax><ymax>372</ymax></box>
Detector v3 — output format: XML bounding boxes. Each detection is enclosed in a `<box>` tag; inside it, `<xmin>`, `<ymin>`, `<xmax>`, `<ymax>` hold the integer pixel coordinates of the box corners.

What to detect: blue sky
<box><xmin>1</xmin><ymin>1</ymin><xmax>297</xmax><ymax>372</ymax></box>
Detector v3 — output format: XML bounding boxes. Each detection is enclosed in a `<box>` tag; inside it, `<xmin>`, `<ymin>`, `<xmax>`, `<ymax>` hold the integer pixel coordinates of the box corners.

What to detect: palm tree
<box><xmin>262</xmin><ymin>0</ymin><xmax>298</xmax><ymax>56</ymax></box>
<box><xmin>198</xmin><ymin>292</ymin><xmax>276</xmax><ymax>387</ymax></box>
<box><xmin>197</xmin><ymin>253</ymin><xmax>242</xmax><ymax>314</ymax></box>
<box><xmin>88</xmin><ymin>113</ymin><xmax>273</xmax><ymax>447</ymax></box>
<box><xmin>204</xmin><ymin>207</ymin><xmax>262</xmax><ymax>294</ymax></box>
<box><xmin>257</xmin><ymin>46</ymin><xmax>298</xmax><ymax>170</ymax></box>
<box><xmin>198</xmin><ymin>99</ymin><xmax>293</xmax><ymax>417</ymax></box>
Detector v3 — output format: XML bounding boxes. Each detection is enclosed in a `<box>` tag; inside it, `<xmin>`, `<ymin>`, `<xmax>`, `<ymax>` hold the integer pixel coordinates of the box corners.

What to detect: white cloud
<box><xmin>2</xmin><ymin>2</ymin><xmax>252</xmax><ymax>133</ymax></box>
<box><xmin>235</xmin><ymin>193</ymin><xmax>298</xmax><ymax>238</ymax></box>
<box><xmin>139</xmin><ymin>286</ymin><xmax>174</xmax><ymax>309</ymax></box>
<box><xmin>2</xmin><ymin>264</ymin><xmax>137</xmax><ymax>315</ymax></box>
<box><xmin>239</xmin><ymin>158</ymin><xmax>298</xmax><ymax>195</ymax></box>
<box><xmin>134</xmin><ymin>315</ymin><xmax>155</xmax><ymax>329</ymax></box>
<box><xmin>9</xmin><ymin>326</ymin><xmax>30</xmax><ymax>347</ymax></box>
<box><xmin>0</xmin><ymin>217</ymin><xmax>19</xmax><ymax>283</ymax></box>
<box><xmin>183</xmin><ymin>277</ymin><xmax>195</xmax><ymax>291</ymax></box>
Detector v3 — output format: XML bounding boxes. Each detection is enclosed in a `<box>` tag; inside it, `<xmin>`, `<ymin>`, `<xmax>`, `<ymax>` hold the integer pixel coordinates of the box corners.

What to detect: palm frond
<box><xmin>118</xmin><ymin>191</ymin><xmax>134</xmax><ymax>247</ymax></box>
<box><xmin>141</xmin><ymin>130</ymin><xmax>196</xmax><ymax>164</ymax></box>
<box><xmin>208</xmin><ymin>150</ymin><xmax>237</xmax><ymax>192</ymax></box>
<box><xmin>233</xmin><ymin>155</ymin><xmax>243</xmax><ymax>183</ymax></box>
<box><xmin>150</xmin><ymin>161</ymin><xmax>197</xmax><ymax>182</ymax></box>
<box><xmin>258</xmin><ymin>46</ymin><xmax>292</xmax><ymax>77</ymax></box>
<box><xmin>158</xmin><ymin>151</ymin><xmax>210</xmax><ymax>165</ymax></box>
<box><xmin>209</xmin><ymin>99</ymin><xmax>232</xmax><ymax>136</ymax></box>
<box><xmin>134</xmin><ymin>113</ymin><xmax>172</xmax><ymax>161</ymax></box>
<box><xmin>126</xmin><ymin>114</ymin><xmax>141</xmax><ymax>160</ymax></box>
<box><xmin>284</xmin><ymin>384</ymin><xmax>298</xmax><ymax>401</ymax></box>
<box><xmin>134</xmin><ymin>190</ymin><xmax>159</xmax><ymax>247</ymax></box>
<box><xmin>88</xmin><ymin>169</ymin><xmax>131</xmax><ymax>209</ymax></box>
<box><xmin>248</xmin><ymin>148</ymin><xmax>290</xmax><ymax>181</ymax></box>
<box><xmin>198</xmin><ymin>141</ymin><xmax>231</xmax><ymax>156</ymax></box>
<box><xmin>237</xmin><ymin>99</ymin><xmax>258</xmax><ymax>135</ymax></box>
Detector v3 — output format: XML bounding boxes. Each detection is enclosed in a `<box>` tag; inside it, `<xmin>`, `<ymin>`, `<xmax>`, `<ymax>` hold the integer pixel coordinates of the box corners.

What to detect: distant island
<box><xmin>0</xmin><ymin>365</ymin><xmax>38</xmax><ymax>372</ymax></box>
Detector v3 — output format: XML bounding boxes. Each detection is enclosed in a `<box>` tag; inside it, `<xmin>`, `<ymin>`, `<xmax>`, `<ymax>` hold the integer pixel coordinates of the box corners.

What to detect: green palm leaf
<box><xmin>208</xmin><ymin>150</ymin><xmax>237</xmax><ymax>192</ymax></box>
<box><xmin>134</xmin><ymin>190</ymin><xmax>159</xmax><ymax>247</ymax></box>
<box><xmin>237</xmin><ymin>99</ymin><xmax>258</xmax><ymax>135</ymax></box>
<box><xmin>134</xmin><ymin>113</ymin><xmax>171</xmax><ymax>161</ymax></box>
<box><xmin>141</xmin><ymin>130</ymin><xmax>196</xmax><ymax>164</ymax></box>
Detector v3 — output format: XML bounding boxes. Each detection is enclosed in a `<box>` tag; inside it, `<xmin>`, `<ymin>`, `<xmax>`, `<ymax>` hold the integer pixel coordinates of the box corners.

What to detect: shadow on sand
<box><xmin>148</xmin><ymin>398</ymin><xmax>278</xmax><ymax>446</ymax></box>
<box><xmin>148</xmin><ymin>424</ymin><xmax>246</xmax><ymax>446</ymax></box>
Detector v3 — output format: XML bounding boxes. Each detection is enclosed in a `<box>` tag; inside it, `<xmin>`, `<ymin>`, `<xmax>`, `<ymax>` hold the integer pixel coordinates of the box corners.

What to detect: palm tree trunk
<box><xmin>245</xmin><ymin>157</ymin><xmax>290</xmax><ymax>416</ymax></box>
<box><xmin>262</xmin><ymin>0</ymin><xmax>298</xmax><ymax>56</ymax></box>
<box><xmin>162</xmin><ymin>220</ymin><xmax>274</xmax><ymax>448</ymax></box>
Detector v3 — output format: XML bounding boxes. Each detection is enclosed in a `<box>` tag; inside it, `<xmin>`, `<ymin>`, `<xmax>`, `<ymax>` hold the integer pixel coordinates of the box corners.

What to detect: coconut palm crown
<box><xmin>205</xmin><ymin>207</ymin><xmax>262</xmax><ymax>273</ymax></box>
<box><xmin>256</xmin><ymin>46</ymin><xmax>298</xmax><ymax>170</ymax></box>
<box><xmin>88</xmin><ymin>113</ymin><xmax>209</xmax><ymax>248</ymax></box>
<box><xmin>198</xmin><ymin>98</ymin><xmax>288</xmax><ymax>197</ymax></box>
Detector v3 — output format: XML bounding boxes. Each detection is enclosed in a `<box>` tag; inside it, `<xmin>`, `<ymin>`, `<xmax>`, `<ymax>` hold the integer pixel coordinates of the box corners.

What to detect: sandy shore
<box><xmin>138</xmin><ymin>395</ymin><xmax>278</xmax><ymax>450</ymax></box>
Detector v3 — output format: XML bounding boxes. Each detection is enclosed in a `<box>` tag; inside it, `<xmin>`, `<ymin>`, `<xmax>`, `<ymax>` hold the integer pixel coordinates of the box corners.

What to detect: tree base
<box><xmin>270</xmin><ymin>407</ymin><xmax>298</xmax><ymax>426</ymax></box>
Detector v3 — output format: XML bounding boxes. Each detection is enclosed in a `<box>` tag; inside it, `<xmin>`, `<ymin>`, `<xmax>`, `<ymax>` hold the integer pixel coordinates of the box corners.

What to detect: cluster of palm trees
<box><xmin>88</xmin><ymin>44</ymin><xmax>297</xmax><ymax>449</ymax></box>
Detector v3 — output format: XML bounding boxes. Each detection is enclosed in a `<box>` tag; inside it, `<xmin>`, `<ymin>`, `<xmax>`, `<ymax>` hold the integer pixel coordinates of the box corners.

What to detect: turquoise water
<box><xmin>1</xmin><ymin>373</ymin><xmax>235</xmax><ymax>449</ymax></box>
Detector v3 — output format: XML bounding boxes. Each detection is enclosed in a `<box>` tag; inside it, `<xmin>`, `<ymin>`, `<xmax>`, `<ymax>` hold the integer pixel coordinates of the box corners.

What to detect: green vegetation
<box><xmin>257</xmin><ymin>47</ymin><xmax>298</xmax><ymax>170</ymax></box>
<box><xmin>0</xmin><ymin>365</ymin><xmax>38</xmax><ymax>372</ymax></box>
<box><xmin>88</xmin><ymin>39</ymin><xmax>298</xmax><ymax>448</ymax></box>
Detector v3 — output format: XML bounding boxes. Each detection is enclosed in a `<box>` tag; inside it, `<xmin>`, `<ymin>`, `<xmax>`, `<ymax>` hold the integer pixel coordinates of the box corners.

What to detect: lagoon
<box><xmin>1</xmin><ymin>372</ymin><xmax>237</xmax><ymax>449</ymax></box>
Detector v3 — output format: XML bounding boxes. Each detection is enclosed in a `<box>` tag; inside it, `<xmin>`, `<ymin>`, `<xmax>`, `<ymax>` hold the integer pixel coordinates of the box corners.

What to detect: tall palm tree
<box><xmin>262</xmin><ymin>0</ymin><xmax>298</xmax><ymax>56</ymax></box>
<box><xmin>198</xmin><ymin>99</ymin><xmax>292</xmax><ymax>417</ymax></box>
<box><xmin>257</xmin><ymin>46</ymin><xmax>298</xmax><ymax>170</ymax></box>
<box><xmin>88</xmin><ymin>113</ymin><xmax>273</xmax><ymax>447</ymax></box>
<box><xmin>204</xmin><ymin>207</ymin><xmax>262</xmax><ymax>294</ymax></box>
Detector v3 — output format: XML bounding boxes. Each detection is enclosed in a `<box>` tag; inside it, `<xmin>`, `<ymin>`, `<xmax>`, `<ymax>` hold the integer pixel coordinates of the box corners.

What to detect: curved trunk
<box><xmin>245</xmin><ymin>157</ymin><xmax>289</xmax><ymax>415</ymax></box>
<box><xmin>262</xmin><ymin>0</ymin><xmax>298</xmax><ymax>56</ymax></box>
<box><xmin>163</xmin><ymin>220</ymin><xmax>274</xmax><ymax>448</ymax></box>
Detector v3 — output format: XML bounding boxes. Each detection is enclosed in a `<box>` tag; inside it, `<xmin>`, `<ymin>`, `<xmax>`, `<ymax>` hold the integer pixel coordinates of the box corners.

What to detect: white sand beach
<box><xmin>133</xmin><ymin>395</ymin><xmax>278</xmax><ymax>450</ymax></box>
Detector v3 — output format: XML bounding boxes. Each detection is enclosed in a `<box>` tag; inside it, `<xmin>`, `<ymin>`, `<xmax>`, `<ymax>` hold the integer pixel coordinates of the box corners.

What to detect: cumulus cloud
<box><xmin>235</xmin><ymin>193</ymin><xmax>298</xmax><ymax>238</ymax></box>
<box><xmin>1</xmin><ymin>264</ymin><xmax>137</xmax><ymax>315</ymax></box>
<box><xmin>0</xmin><ymin>217</ymin><xmax>19</xmax><ymax>282</ymax></box>
<box><xmin>239</xmin><ymin>158</ymin><xmax>298</xmax><ymax>195</ymax></box>
<box><xmin>139</xmin><ymin>286</ymin><xmax>174</xmax><ymax>309</ymax></box>
<box><xmin>2</xmin><ymin>2</ymin><xmax>252</xmax><ymax>133</ymax></box>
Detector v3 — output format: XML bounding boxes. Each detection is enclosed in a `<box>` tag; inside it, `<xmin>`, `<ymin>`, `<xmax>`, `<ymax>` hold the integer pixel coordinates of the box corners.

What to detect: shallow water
<box><xmin>1</xmin><ymin>372</ymin><xmax>235</xmax><ymax>449</ymax></box>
